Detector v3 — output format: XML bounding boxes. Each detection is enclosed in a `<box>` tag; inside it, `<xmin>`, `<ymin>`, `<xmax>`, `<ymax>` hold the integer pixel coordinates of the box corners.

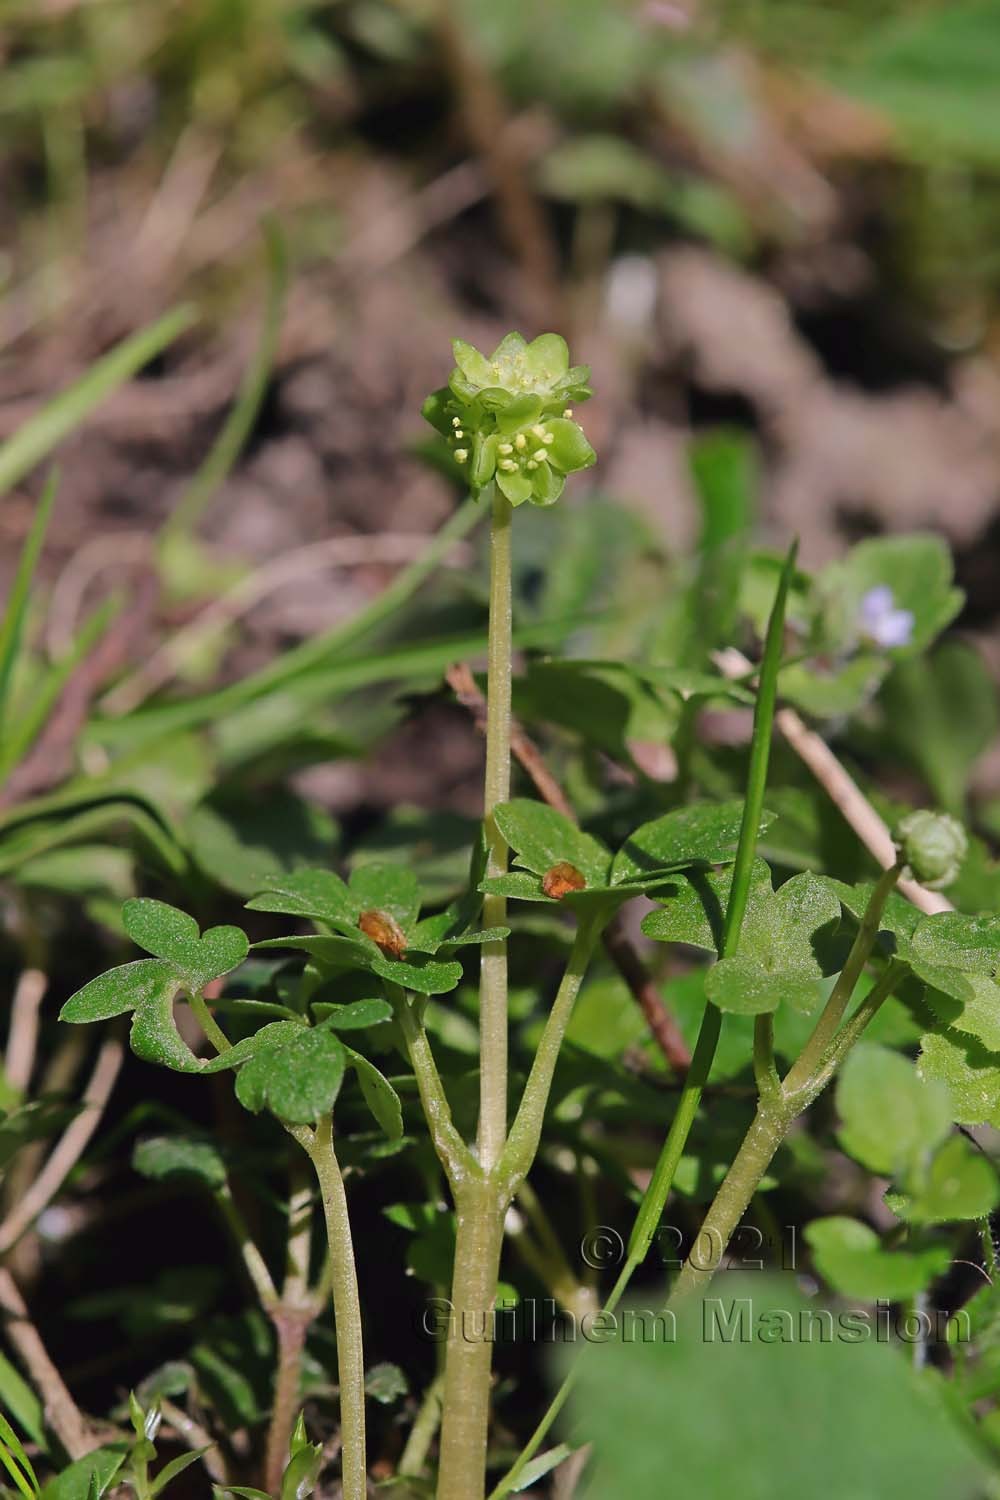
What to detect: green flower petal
<box><xmin>489</xmin><ymin>331</ymin><xmax>528</xmax><ymax>365</ymax></box>
<box><xmin>497</xmin><ymin>394</ymin><xmax>544</xmax><ymax>434</ymax></box>
<box><xmin>452</xmin><ymin>339</ymin><xmax>494</xmax><ymax>387</ymax></box>
<box><xmin>545</xmin><ymin>417</ymin><xmax>596</xmax><ymax>473</ymax></box>
<box><xmin>496</xmin><ymin>466</ymin><xmax>534</xmax><ymax>505</ymax></box>
<box><xmin>525</xmin><ymin>333</ymin><xmax>570</xmax><ymax>381</ymax></box>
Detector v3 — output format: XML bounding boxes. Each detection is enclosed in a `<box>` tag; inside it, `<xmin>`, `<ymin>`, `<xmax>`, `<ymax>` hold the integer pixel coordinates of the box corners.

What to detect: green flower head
<box><xmin>423</xmin><ymin>331</ymin><xmax>596</xmax><ymax>507</ymax></box>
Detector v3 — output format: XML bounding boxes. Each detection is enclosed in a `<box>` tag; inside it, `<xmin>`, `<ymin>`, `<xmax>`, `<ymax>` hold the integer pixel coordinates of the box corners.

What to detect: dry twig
<box><xmin>0</xmin><ymin>1033</ymin><xmax>124</xmax><ymax>1255</ymax></box>
<box><xmin>0</xmin><ymin>1266</ymin><xmax>98</xmax><ymax>1459</ymax></box>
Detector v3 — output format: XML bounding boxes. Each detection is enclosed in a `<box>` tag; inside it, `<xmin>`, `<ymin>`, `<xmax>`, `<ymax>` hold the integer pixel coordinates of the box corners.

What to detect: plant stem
<box><xmin>264</xmin><ymin>1160</ymin><xmax>317</xmax><ymax>1494</ymax></box>
<box><xmin>214</xmin><ymin>1184</ymin><xmax>279</xmax><ymax>1309</ymax></box>
<box><xmin>189</xmin><ymin>991</ymin><xmax>231</xmax><ymax>1056</ymax></box>
<box><xmin>671</xmin><ymin>960</ymin><xmax>903</xmax><ymax>1303</ymax></box>
<box><xmin>627</xmin><ymin>1004</ymin><xmax>721</xmax><ymax>1265</ymax></box>
<box><xmin>399</xmin><ymin>1371</ymin><xmax>445</xmax><ymax>1479</ymax></box>
<box><xmin>670</xmin><ymin>1099</ymin><xmax>791</xmax><ymax>1301</ymax></box>
<box><xmin>479</xmin><ymin>486</ymin><xmax>513</xmax><ymax>1173</ymax></box>
<box><xmin>301</xmin><ymin>1116</ymin><xmax>367</xmax><ymax>1500</ymax></box>
<box><xmin>783</xmin><ymin>862</ymin><xmax>902</xmax><ymax>1095</ymax></box>
<box><xmin>500</xmin><ymin>917</ymin><xmax>602</xmax><ymax>1193</ymax></box>
<box><xmin>752</xmin><ymin>1014</ymin><xmax>780</xmax><ymax>1101</ymax></box>
<box><xmin>393</xmin><ymin>991</ymin><xmax>477</xmax><ymax>1189</ymax></box>
<box><xmin>435</xmin><ymin>1176</ymin><xmax>506</xmax><ymax>1500</ymax></box>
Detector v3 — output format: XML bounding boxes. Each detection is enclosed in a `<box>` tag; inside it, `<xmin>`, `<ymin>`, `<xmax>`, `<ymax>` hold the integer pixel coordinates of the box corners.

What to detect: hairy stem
<box><xmin>301</xmin><ymin>1117</ymin><xmax>367</xmax><ymax>1500</ymax></box>
<box><xmin>479</xmin><ymin>487</ymin><xmax>513</xmax><ymax>1172</ymax></box>
<box><xmin>435</xmin><ymin>1177</ymin><xmax>506</xmax><ymax>1500</ymax></box>
<box><xmin>670</xmin><ymin>1100</ymin><xmax>792</xmax><ymax>1301</ymax></box>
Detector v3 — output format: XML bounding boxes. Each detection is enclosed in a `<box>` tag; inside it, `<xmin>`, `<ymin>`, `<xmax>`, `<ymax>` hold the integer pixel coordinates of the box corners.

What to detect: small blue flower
<box><xmin>858</xmin><ymin>585</ymin><xmax>914</xmax><ymax>650</ymax></box>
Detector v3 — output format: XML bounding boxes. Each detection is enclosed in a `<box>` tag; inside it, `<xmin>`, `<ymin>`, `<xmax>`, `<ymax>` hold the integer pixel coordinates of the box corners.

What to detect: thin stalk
<box><xmin>302</xmin><ymin>1117</ymin><xmax>367</xmax><ymax>1500</ymax></box>
<box><xmin>500</xmin><ymin>917</ymin><xmax>602</xmax><ymax>1193</ymax></box>
<box><xmin>753</xmin><ymin>1015</ymin><xmax>780</xmax><ymax>1101</ymax></box>
<box><xmin>188</xmin><ymin>991</ymin><xmax>231</xmax><ymax>1056</ymax></box>
<box><xmin>398</xmin><ymin>1371</ymin><xmax>445</xmax><ymax>1480</ymax></box>
<box><xmin>479</xmin><ymin>486</ymin><xmax>513</xmax><ymax>1171</ymax></box>
<box><xmin>435</xmin><ymin>1177</ymin><xmax>506</xmax><ymax>1500</ymax></box>
<box><xmin>393</xmin><ymin>991</ymin><xmax>477</xmax><ymax>1189</ymax></box>
<box><xmin>783</xmin><ymin>862</ymin><xmax>902</xmax><ymax>1095</ymax></box>
<box><xmin>214</xmin><ymin>1185</ymin><xmax>279</xmax><ymax>1309</ymax></box>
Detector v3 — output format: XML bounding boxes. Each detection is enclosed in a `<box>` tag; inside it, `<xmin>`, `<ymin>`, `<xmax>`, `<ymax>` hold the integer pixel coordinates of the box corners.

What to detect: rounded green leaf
<box><xmin>235</xmin><ymin>1027</ymin><xmax>347</xmax><ymax>1124</ymax></box>
<box><xmin>837</xmin><ymin>1042</ymin><xmax>952</xmax><ymax>1175</ymax></box>
<box><xmin>132</xmin><ymin>1135</ymin><xmax>227</xmax><ymax>1190</ymax></box>
<box><xmin>805</xmin><ymin>1216</ymin><xmax>949</xmax><ymax>1300</ymax></box>
<box><xmin>122</xmin><ymin>899</ymin><xmax>199</xmax><ymax>962</ymax></box>
<box><xmin>60</xmin><ymin>959</ymin><xmax>176</xmax><ymax>1024</ymax></box>
<box><xmin>246</xmin><ymin>869</ymin><xmax>358</xmax><ymax>929</ymax></box>
<box><xmin>494</xmin><ymin>800</ymin><xmax>611</xmax><ymax>886</ymax></box>
<box><xmin>349</xmin><ymin>863</ymin><xmax>421</xmax><ymax>928</ymax></box>
<box><xmin>346</xmin><ymin>1048</ymin><xmax>403</xmax><ymax>1139</ymax></box>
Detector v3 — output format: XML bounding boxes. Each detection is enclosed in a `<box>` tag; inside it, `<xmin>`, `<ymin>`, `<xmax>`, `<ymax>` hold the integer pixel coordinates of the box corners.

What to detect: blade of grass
<box><xmin>626</xmin><ymin>536</ymin><xmax>798</xmax><ymax>1266</ymax></box>
<box><xmin>489</xmin><ymin>538</ymin><xmax>798</xmax><ymax>1500</ymax></box>
<box><xmin>0</xmin><ymin>305</ymin><xmax>195</xmax><ymax>500</ymax></box>
<box><xmin>0</xmin><ymin>1412</ymin><xmax>38</xmax><ymax>1499</ymax></box>
<box><xmin>100</xmin><ymin>492</ymin><xmax>484</xmax><ymax>732</ymax></box>
<box><xmin>0</xmin><ymin>1355</ymin><xmax>45</xmax><ymax>1453</ymax></box>
<box><xmin>0</xmin><ymin>473</ymin><xmax>58</xmax><ymax>746</ymax></box>
<box><xmin>161</xmin><ymin>224</ymin><xmax>287</xmax><ymax>543</ymax></box>
<box><xmin>89</xmin><ymin>601</ymin><xmax>598</xmax><ymax>755</ymax></box>
<box><xmin>0</xmin><ymin>595</ymin><xmax>122</xmax><ymax>780</ymax></box>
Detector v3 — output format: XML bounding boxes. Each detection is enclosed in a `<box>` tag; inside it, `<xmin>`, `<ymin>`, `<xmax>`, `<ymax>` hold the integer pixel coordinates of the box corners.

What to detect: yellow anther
<box><xmin>527</xmin><ymin>461</ymin><xmax>538</xmax><ymax>471</ymax></box>
<box><xmin>454</xmin><ymin>449</ymin><xmax>468</xmax><ymax>463</ymax></box>
<box><xmin>543</xmin><ymin>433</ymin><xmax>555</xmax><ymax>445</ymax></box>
<box><xmin>500</xmin><ymin>459</ymin><xmax>518</xmax><ymax>472</ymax></box>
<box><xmin>498</xmin><ymin>442</ymin><xmax>514</xmax><ymax>455</ymax></box>
<box><xmin>515</xmin><ymin>433</ymin><xmax>527</xmax><ymax>450</ymax></box>
<box><xmin>533</xmin><ymin>448</ymin><xmax>548</xmax><ymax>462</ymax></box>
<box><xmin>563</xmin><ymin>407</ymin><xmax>573</xmax><ymax>418</ymax></box>
<box><xmin>531</xmin><ymin>425</ymin><xmax>547</xmax><ymax>440</ymax></box>
<box><xmin>454</xmin><ymin>429</ymin><xmax>464</xmax><ymax>439</ymax></box>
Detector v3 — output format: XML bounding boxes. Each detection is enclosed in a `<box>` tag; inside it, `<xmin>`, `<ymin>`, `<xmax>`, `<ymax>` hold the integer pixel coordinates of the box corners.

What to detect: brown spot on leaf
<box><xmin>542</xmin><ymin>862</ymin><xmax>587</xmax><ymax>900</ymax></box>
<box><xmin>358</xmin><ymin>908</ymin><xmax>408</xmax><ymax>957</ymax></box>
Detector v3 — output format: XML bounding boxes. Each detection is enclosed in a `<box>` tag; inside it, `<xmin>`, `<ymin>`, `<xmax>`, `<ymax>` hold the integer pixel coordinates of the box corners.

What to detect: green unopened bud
<box><xmin>895</xmin><ymin>810</ymin><xmax>967</xmax><ymax>890</ymax></box>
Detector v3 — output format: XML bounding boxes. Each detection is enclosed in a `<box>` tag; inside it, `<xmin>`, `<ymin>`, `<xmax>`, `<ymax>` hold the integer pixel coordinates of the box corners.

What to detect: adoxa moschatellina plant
<box><xmin>59</xmin><ymin>333</ymin><xmax>985</xmax><ymax>1500</ymax></box>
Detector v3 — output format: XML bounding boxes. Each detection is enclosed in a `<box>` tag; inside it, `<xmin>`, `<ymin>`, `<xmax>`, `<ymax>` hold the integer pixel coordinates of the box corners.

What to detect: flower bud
<box><xmin>895</xmin><ymin>810</ymin><xmax>967</xmax><ymax>890</ymax></box>
<box><xmin>358</xmin><ymin>909</ymin><xmax>408</xmax><ymax>957</ymax></box>
<box><xmin>541</xmin><ymin>862</ymin><xmax>587</xmax><ymax>900</ymax></box>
